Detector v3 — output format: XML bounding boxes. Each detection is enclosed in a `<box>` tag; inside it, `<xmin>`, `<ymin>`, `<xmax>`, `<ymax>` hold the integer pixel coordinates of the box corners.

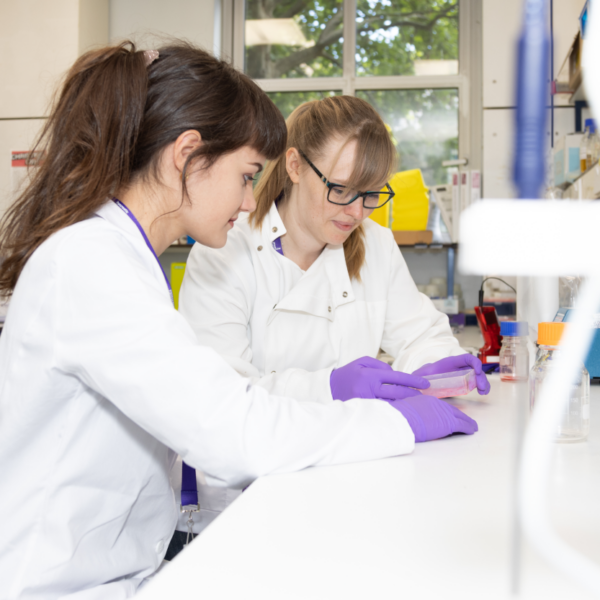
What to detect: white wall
<box><xmin>0</xmin><ymin>0</ymin><xmax>109</xmax><ymax>217</ymax></box>
<box><xmin>109</xmin><ymin>0</ymin><xmax>216</xmax><ymax>52</ymax></box>
<box><xmin>0</xmin><ymin>0</ymin><xmax>217</xmax><ymax>220</ymax></box>
<box><xmin>481</xmin><ymin>0</ymin><xmax>584</xmax><ymax>200</ymax></box>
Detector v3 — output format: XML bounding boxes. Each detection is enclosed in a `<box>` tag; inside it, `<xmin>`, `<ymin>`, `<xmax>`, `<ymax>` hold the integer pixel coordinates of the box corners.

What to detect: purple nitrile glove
<box><xmin>412</xmin><ymin>354</ymin><xmax>491</xmax><ymax>396</ymax></box>
<box><xmin>330</xmin><ymin>356</ymin><xmax>430</xmax><ymax>401</ymax></box>
<box><xmin>385</xmin><ymin>395</ymin><xmax>478</xmax><ymax>442</ymax></box>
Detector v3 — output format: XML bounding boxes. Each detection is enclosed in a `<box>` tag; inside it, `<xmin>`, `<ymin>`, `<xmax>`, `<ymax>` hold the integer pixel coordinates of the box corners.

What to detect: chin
<box><xmin>193</xmin><ymin>232</ymin><xmax>228</xmax><ymax>249</ymax></box>
<box><xmin>327</xmin><ymin>229</ymin><xmax>353</xmax><ymax>246</ymax></box>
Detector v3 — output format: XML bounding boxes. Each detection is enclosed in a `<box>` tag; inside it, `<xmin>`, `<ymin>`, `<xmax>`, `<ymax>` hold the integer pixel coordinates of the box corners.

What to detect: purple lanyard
<box><xmin>272</xmin><ymin>237</ymin><xmax>283</xmax><ymax>256</ymax></box>
<box><xmin>112</xmin><ymin>198</ymin><xmax>199</xmax><ymax>512</ymax></box>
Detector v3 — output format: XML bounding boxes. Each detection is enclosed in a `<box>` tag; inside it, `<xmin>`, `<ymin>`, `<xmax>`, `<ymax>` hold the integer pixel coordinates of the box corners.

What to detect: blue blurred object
<box><xmin>513</xmin><ymin>0</ymin><xmax>550</xmax><ymax>200</ymax></box>
<box><xmin>580</xmin><ymin>1</ymin><xmax>588</xmax><ymax>38</ymax></box>
<box><xmin>186</xmin><ymin>236</ymin><xmax>195</xmax><ymax>245</ymax></box>
<box><xmin>554</xmin><ymin>308</ymin><xmax>600</xmax><ymax>378</ymax></box>
<box><xmin>500</xmin><ymin>321</ymin><xmax>529</xmax><ymax>337</ymax></box>
<box><xmin>585</xmin><ymin>118</ymin><xmax>596</xmax><ymax>134</ymax></box>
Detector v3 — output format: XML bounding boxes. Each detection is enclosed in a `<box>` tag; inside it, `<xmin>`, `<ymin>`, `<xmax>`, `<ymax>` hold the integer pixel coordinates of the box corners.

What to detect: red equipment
<box><xmin>474</xmin><ymin>305</ymin><xmax>503</xmax><ymax>364</ymax></box>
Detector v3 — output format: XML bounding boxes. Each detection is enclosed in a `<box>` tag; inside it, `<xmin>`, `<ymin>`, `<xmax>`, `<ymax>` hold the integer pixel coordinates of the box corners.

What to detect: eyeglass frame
<box><xmin>297</xmin><ymin>149</ymin><xmax>395</xmax><ymax>209</ymax></box>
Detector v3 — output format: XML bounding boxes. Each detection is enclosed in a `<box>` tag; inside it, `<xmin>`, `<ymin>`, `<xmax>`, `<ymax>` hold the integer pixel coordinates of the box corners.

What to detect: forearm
<box><xmin>225</xmin><ymin>355</ymin><xmax>334</xmax><ymax>403</ymax></box>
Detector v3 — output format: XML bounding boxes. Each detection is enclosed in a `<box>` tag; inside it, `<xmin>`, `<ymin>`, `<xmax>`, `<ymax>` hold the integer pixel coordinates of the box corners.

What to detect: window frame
<box><xmin>220</xmin><ymin>0</ymin><xmax>482</xmax><ymax>172</ymax></box>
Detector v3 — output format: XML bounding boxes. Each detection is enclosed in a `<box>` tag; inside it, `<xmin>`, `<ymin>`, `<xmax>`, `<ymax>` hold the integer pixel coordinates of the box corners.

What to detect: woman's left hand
<box><xmin>412</xmin><ymin>354</ymin><xmax>491</xmax><ymax>395</ymax></box>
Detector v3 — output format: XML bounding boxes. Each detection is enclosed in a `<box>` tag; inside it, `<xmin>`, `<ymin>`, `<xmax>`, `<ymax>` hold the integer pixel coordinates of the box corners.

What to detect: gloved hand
<box><xmin>412</xmin><ymin>354</ymin><xmax>490</xmax><ymax>395</ymax></box>
<box><xmin>331</xmin><ymin>356</ymin><xmax>430</xmax><ymax>401</ymax></box>
<box><xmin>386</xmin><ymin>395</ymin><xmax>478</xmax><ymax>442</ymax></box>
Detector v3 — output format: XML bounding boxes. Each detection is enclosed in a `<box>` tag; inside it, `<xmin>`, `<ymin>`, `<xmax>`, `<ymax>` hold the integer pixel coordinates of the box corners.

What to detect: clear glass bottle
<box><xmin>499</xmin><ymin>321</ymin><xmax>529</xmax><ymax>381</ymax></box>
<box><xmin>580</xmin><ymin>122</ymin><xmax>590</xmax><ymax>173</ymax></box>
<box><xmin>530</xmin><ymin>322</ymin><xmax>590</xmax><ymax>443</ymax></box>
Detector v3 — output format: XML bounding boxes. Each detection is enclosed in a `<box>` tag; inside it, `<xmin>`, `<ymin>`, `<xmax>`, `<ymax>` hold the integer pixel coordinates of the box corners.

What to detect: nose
<box><xmin>242</xmin><ymin>184</ymin><xmax>257</xmax><ymax>213</ymax></box>
<box><xmin>344</xmin><ymin>199</ymin><xmax>365</xmax><ymax>221</ymax></box>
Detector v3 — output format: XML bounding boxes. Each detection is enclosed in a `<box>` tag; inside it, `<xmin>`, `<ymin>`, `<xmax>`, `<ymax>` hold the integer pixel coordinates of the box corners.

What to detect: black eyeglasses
<box><xmin>298</xmin><ymin>150</ymin><xmax>394</xmax><ymax>209</ymax></box>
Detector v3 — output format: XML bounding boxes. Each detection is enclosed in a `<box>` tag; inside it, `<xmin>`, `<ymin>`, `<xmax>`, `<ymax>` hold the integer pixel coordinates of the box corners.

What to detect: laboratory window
<box><xmin>224</xmin><ymin>0</ymin><xmax>478</xmax><ymax>186</ymax></box>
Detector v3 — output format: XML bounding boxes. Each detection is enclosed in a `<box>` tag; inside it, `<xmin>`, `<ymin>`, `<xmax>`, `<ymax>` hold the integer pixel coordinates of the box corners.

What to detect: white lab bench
<box><xmin>140</xmin><ymin>376</ymin><xmax>600</xmax><ymax>600</ymax></box>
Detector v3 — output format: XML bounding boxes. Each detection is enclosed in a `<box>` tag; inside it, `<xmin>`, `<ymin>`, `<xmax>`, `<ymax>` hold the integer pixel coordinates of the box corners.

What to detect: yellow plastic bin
<box><xmin>368</xmin><ymin>198</ymin><xmax>391</xmax><ymax>228</ymax></box>
<box><xmin>389</xmin><ymin>169</ymin><xmax>429</xmax><ymax>231</ymax></box>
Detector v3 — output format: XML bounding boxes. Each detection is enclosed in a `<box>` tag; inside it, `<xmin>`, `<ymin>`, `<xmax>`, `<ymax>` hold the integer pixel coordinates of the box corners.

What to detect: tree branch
<box><xmin>357</xmin><ymin>4</ymin><xmax>457</xmax><ymax>35</ymax></box>
<box><xmin>280</xmin><ymin>0</ymin><xmax>311</xmax><ymax>19</ymax></box>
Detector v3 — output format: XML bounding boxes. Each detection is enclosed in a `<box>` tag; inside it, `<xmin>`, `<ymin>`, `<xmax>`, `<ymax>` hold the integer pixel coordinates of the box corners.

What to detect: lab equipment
<box><xmin>460</xmin><ymin>0</ymin><xmax>600</xmax><ymax>593</ymax></box>
<box><xmin>554</xmin><ymin>306</ymin><xmax>600</xmax><ymax>378</ymax></box>
<box><xmin>474</xmin><ymin>277</ymin><xmax>516</xmax><ymax>365</ymax></box>
<box><xmin>553</xmin><ymin>132</ymin><xmax>584</xmax><ymax>186</ymax></box>
<box><xmin>499</xmin><ymin>321</ymin><xmax>529</xmax><ymax>381</ymax></box>
<box><xmin>385</xmin><ymin>394</ymin><xmax>478</xmax><ymax>442</ymax></box>
<box><xmin>530</xmin><ymin>322</ymin><xmax>590</xmax><ymax>442</ymax></box>
<box><xmin>420</xmin><ymin>369</ymin><xmax>477</xmax><ymax>398</ymax></box>
<box><xmin>412</xmin><ymin>353</ymin><xmax>490</xmax><ymax>395</ymax></box>
<box><xmin>474</xmin><ymin>306</ymin><xmax>503</xmax><ymax>364</ymax></box>
<box><xmin>330</xmin><ymin>356</ymin><xmax>429</xmax><ymax>401</ymax></box>
<box><xmin>513</xmin><ymin>0</ymin><xmax>549</xmax><ymax>200</ymax></box>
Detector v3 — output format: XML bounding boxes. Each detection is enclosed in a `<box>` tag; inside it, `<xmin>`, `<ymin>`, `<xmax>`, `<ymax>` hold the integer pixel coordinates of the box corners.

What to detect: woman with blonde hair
<box><xmin>181</xmin><ymin>95</ymin><xmax>486</xmax><ymax>429</ymax></box>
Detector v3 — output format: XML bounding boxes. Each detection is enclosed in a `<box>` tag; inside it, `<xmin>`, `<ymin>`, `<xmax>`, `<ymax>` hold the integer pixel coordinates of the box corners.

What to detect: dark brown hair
<box><xmin>250</xmin><ymin>95</ymin><xmax>396</xmax><ymax>280</ymax></box>
<box><xmin>0</xmin><ymin>41</ymin><xmax>286</xmax><ymax>294</ymax></box>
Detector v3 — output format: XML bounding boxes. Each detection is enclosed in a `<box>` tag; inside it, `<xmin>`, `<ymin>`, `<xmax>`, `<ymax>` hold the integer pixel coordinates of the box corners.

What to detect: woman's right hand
<box><xmin>330</xmin><ymin>356</ymin><xmax>430</xmax><ymax>401</ymax></box>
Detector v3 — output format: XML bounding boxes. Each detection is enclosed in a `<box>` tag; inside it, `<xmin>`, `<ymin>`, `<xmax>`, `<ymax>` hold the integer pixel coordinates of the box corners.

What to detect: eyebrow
<box><xmin>251</xmin><ymin>162</ymin><xmax>264</xmax><ymax>173</ymax></box>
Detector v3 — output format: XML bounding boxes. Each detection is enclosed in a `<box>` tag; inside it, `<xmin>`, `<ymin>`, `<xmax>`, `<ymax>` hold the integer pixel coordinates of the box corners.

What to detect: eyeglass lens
<box><xmin>328</xmin><ymin>186</ymin><xmax>391</xmax><ymax>209</ymax></box>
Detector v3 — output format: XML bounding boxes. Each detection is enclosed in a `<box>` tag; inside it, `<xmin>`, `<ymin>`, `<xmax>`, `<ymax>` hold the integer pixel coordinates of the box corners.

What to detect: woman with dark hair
<box><xmin>0</xmin><ymin>43</ymin><xmax>468</xmax><ymax>599</ymax></box>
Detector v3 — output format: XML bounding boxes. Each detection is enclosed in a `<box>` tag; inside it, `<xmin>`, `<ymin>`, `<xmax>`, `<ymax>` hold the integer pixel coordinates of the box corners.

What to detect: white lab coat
<box><xmin>180</xmin><ymin>203</ymin><xmax>465</xmax><ymax>404</ymax></box>
<box><xmin>0</xmin><ymin>201</ymin><xmax>414</xmax><ymax>600</ymax></box>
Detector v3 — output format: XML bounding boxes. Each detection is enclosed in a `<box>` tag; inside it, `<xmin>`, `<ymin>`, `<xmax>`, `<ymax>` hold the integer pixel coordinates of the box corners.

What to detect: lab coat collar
<box><xmin>94</xmin><ymin>200</ymin><xmax>171</xmax><ymax>299</ymax></box>
<box><xmin>95</xmin><ymin>200</ymin><xmax>144</xmax><ymax>242</ymax></box>
<box><xmin>262</xmin><ymin>202</ymin><xmax>287</xmax><ymax>244</ymax></box>
<box><xmin>260</xmin><ymin>203</ymin><xmax>356</xmax><ymax>321</ymax></box>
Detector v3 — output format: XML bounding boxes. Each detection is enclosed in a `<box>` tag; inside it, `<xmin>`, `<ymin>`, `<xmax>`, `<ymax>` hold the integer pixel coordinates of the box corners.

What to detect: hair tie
<box><xmin>143</xmin><ymin>50</ymin><xmax>159</xmax><ymax>67</ymax></box>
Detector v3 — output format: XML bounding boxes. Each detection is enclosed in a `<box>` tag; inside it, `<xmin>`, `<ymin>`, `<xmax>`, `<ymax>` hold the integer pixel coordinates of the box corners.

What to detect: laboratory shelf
<box><xmin>164</xmin><ymin>241</ymin><xmax>459</xmax><ymax>298</ymax></box>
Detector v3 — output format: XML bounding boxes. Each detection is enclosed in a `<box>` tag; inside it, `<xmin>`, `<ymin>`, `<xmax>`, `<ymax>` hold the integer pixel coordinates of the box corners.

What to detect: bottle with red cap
<box><xmin>530</xmin><ymin>322</ymin><xmax>590</xmax><ymax>442</ymax></box>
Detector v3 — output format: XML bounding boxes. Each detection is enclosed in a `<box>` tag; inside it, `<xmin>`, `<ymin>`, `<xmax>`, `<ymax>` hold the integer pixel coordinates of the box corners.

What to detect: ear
<box><xmin>172</xmin><ymin>130</ymin><xmax>203</xmax><ymax>176</ymax></box>
<box><xmin>286</xmin><ymin>147</ymin><xmax>302</xmax><ymax>184</ymax></box>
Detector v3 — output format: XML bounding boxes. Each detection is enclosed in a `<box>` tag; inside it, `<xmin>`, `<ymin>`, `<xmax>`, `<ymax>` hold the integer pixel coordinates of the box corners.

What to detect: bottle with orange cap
<box><xmin>530</xmin><ymin>322</ymin><xmax>590</xmax><ymax>442</ymax></box>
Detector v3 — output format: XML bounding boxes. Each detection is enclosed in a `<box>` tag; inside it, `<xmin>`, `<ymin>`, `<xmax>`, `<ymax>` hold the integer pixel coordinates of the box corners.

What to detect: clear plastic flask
<box><xmin>499</xmin><ymin>321</ymin><xmax>529</xmax><ymax>381</ymax></box>
<box><xmin>530</xmin><ymin>322</ymin><xmax>590</xmax><ymax>443</ymax></box>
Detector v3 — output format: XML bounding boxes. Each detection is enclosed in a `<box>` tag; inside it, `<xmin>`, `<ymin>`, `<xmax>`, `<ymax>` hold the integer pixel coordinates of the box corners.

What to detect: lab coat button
<box><xmin>328</xmin><ymin>306</ymin><xmax>332</xmax><ymax>312</ymax></box>
<box><xmin>272</xmin><ymin>227</ymin><xmax>278</xmax><ymax>233</ymax></box>
<box><xmin>343</xmin><ymin>291</ymin><xmax>348</xmax><ymax>298</ymax></box>
<box><xmin>155</xmin><ymin>539</ymin><xmax>165</xmax><ymax>554</ymax></box>
<box><xmin>257</xmin><ymin>245</ymin><xmax>263</xmax><ymax>251</ymax></box>
<box><xmin>271</xmin><ymin>371</ymin><xmax>276</xmax><ymax>374</ymax></box>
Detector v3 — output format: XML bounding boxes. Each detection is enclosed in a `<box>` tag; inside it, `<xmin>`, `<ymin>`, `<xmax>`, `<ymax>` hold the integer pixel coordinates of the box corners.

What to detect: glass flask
<box><xmin>500</xmin><ymin>321</ymin><xmax>530</xmax><ymax>381</ymax></box>
<box><xmin>529</xmin><ymin>322</ymin><xmax>590</xmax><ymax>443</ymax></box>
